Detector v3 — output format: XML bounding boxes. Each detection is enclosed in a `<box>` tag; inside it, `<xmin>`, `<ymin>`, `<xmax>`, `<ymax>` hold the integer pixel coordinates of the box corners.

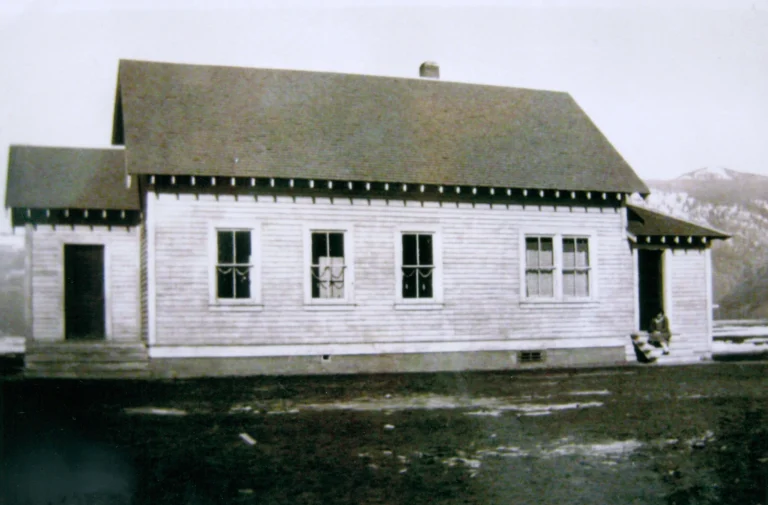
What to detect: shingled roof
<box><xmin>627</xmin><ymin>205</ymin><xmax>729</xmax><ymax>239</ymax></box>
<box><xmin>5</xmin><ymin>146</ymin><xmax>139</xmax><ymax>210</ymax></box>
<box><xmin>115</xmin><ymin>60</ymin><xmax>650</xmax><ymax>195</ymax></box>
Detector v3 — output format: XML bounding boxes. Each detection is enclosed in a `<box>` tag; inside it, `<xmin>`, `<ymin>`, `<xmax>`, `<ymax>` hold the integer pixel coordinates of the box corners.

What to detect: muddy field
<box><xmin>1</xmin><ymin>363</ymin><xmax>766</xmax><ymax>504</ymax></box>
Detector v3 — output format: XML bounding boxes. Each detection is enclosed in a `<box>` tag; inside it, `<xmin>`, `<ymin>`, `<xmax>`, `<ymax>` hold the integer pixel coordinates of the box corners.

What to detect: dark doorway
<box><xmin>64</xmin><ymin>245</ymin><xmax>105</xmax><ymax>340</ymax></box>
<box><xmin>638</xmin><ymin>249</ymin><xmax>664</xmax><ymax>331</ymax></box>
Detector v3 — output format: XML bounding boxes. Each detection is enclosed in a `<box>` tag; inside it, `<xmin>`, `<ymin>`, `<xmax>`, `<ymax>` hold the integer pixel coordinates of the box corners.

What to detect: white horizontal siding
<box><xmin>28</xmin><ymin>226</ymin><xmax>141</xmax><ymax>342</ymax></box>
<box><xmin>151</xmin><ymin>194</ymin><xmax>635</xmax><ymax>350</ymax></box>
<box><xmin>668</xmin><ymin>249</ymin><xmax>710</xmax><ymax>355</ymax></box>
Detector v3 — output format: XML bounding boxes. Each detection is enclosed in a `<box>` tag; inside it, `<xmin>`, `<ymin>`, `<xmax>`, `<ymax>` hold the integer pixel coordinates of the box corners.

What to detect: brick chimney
<box><xmin>419</xmin><ymin>61</ymin><xmax>439</xmax><ymax>79</ymax></box>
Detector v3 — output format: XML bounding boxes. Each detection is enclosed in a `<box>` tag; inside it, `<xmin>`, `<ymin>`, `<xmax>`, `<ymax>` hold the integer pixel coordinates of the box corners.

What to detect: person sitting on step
<box><xmin>649</xmin><ymin>310</ymin><xmax>671</xmax><ymax>355</ymax></box>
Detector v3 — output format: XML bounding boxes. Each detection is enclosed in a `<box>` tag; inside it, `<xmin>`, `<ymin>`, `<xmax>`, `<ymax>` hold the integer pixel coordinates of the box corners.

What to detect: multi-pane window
<box><xmin>525</xmin><ymin>237</ymin><xmax>554</xmax><ymax>297</ymax></box>
<box><xmin>402</xmin><ymin>233</ymin><xmax>434</xmax><ymax>299</ymax></box>
<box><xmin>311</xmin><ymin>231</ymin><xmax>346</xmax><ymax>299</ymax></box>
<box><xmin>524</xmin><ymin>234</ymin><xmax>593</xmax><ymax>300</ymax></box>
<box><xmin>216</xmin><ymin>230</ymin><xmax>252</xmax><ymax>299</ymax></box>
<box><xmin>562</xmin><ymin>237</ymin><xmax>590</xmax><ymax>297</ymax></box>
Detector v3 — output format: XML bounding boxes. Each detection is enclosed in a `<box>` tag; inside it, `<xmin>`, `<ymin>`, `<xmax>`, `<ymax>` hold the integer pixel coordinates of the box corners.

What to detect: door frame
<box><xmin>634</xmin><ymin>245</ymin><xmax>671</xmax><ymax>332</ymax></box>
<box><xmin>61</xmin><ymin>242</ymin><xmax>111</xmax><ymax>341</ymax></box>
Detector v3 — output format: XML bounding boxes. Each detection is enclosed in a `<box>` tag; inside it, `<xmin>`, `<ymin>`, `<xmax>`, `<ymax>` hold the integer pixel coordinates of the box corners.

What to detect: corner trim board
<box><xmin>147</xmin><ymin>191</ymin><xmax>157</xmax><ymax>345</ymax></box>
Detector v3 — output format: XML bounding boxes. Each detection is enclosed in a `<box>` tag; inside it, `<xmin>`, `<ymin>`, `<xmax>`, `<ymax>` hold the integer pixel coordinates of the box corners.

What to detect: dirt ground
<box><xmin>1</xmin><ymin>363</ymin><xmax>767</xmax><ymax>505</ymax></box>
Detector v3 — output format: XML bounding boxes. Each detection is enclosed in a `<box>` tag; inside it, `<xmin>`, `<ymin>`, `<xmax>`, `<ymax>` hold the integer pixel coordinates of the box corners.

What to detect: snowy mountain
<box><xmin>678</xmin><ymin>167</ymin><xmax>737</xmax><ymax>181</ymax></box>
<box><xmin>633</xmin><ymin>168</ymin><xmax>768</xmax><ymax>319</ymax></box>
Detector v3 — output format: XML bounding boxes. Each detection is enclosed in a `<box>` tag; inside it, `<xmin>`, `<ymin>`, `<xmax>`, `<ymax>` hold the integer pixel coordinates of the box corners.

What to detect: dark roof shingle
<box><xmin>627</xmin><ymin>205</ymin><xmax>729</xmax><ymax>239</ymax></box>
<box><xmin>5</xmin><ymin>146</ymin><xmax>139</xmax><ymax>210</ymax></box>
<box><xmin>117</xmin><ymin>60</ymin><xmax>649</xmax><ymax>194</ymax></box>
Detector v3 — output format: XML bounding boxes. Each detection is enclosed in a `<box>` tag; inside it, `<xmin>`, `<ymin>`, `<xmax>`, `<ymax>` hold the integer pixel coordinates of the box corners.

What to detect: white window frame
<box><xmin>303</xmin><ymin>223</ymin><xmax>355</xmax><ymax>308</ymax></box>
<box><xmin>519</xmin><ymin>229</ymin><xmax>598</xmax><ymax>303</ymax></box>
<box><xmin>561</xmin><ymin>235</ymin><xmax>593</xmax><ymax>299</ymax></box>
<box><xmin>208</xmin><ymin>221</ymin><xmax>262</xmax><ymax>309</ymax></box>
<box><xmin>523</xmin><ymin>234</ymin><xmax>557</xmax><ymax>299</ymax></box>
<box><xmin>395</xmin><ymin>225</ymin><xmax>444</xmax><ymax>309</ymax></box>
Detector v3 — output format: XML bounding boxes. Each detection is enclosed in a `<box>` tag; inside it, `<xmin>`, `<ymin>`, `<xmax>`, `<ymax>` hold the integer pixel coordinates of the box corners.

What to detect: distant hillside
<box><xmin>633</xmin><ymin>167</ymin><xmax>768</xmax><ymax>319</ymax></box>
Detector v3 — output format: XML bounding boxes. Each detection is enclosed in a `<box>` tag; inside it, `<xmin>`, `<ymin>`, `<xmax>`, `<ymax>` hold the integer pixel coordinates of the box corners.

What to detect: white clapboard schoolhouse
<box><xmin>4</xmin><ymin>60</ymin><xmax>728</xmax><ymax>377</ymax></box>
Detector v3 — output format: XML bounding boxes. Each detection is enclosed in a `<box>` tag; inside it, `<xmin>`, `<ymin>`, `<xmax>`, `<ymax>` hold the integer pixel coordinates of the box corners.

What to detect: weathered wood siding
<box><xmin>26</xmin><ymin>226</ymin><xmax>141</xmax><ymax>342</ymax></box>
<box><xmin>150</xmin><ymin>193</ymin><xmax>635</xmax><ymax>353</ymax></box>
<box><xmin>667</xmin><ymin>248</ymin><xmax>711</xmax><ymax>357</ymax></box>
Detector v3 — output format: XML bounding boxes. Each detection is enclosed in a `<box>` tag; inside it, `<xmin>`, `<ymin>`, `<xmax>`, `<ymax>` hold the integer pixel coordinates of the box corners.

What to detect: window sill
<box><xmin>209</xmin><ymin>302</ymin><xmax>264</xmax><ymax>312</ymax></box>
<box><xmin>519</xmin><ymin>299</ymin><xmax>598</xmax><ymax>307</ymax></box>
<box><xmin>394</xmin><ymin>302</ymin><xmax>445</xmax><ymax>311</ymax></box>
<box><xmin>303</xmin><ymin>303</ymin><xmax>358</xmax><ymax>311</ymax></box>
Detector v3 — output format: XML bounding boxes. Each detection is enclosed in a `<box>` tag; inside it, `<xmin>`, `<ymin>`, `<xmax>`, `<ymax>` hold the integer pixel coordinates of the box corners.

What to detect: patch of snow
<box><xmin>464</xmin><ymin>410</ymin><xmax>502</xmax><ymax>417</ymax></box>
<box><xmin>296</xmin><ymin>394</ymin><xmax>603</xmax><ymax>415</ymax></box>
<box><xmin>514</xmin><ymin>401</ymin><xmax>604</xmax><ymax>413</ymax></box>
<box><xmin>714</xmin><ymin>326</ymin><xmax>768</xmax><ymax>338</ymax></box>
<box><xmin>678</xmin><ymin>394</ymin><xmax>709</xmax><ymax>400</ymax></box>
<box><xmin>712</xmin><ymin>340</ymin><xmax>768</xmax><ymax>354</ymax></box>
<box><xmin>687</xmin><ymin>431</ymin><xmax>716</xmax><ymax>449</ymax></box>
<box><xmin>124</xmin><ymin>407</ymin><xmax>188</xmax><ymax>416</ymax></box>
<box><xmin>678</xmin><ymin>167</ymin><xmax>734</xmax><ymax>181</ymax></box>
<box><xmin>443</xmin><ymin>457</ymin><xmax>482</xmax><ymax>469</ymax></box>
<box><xmin>229</xmin><ymin>404</ymin><xmax>254</xmax><ymax>414</ymax></box>
<box><xmin>573</xmin><ymin>370</ymin><xmax>636</xmax><ymax>377</ymax></box>
<box><xmin>494</xmin><ymin>446</ymin><xmax>529</xmax><ymax>457</ymax></box>
<box><xmin>0</xmin><ymin>337</ymin><xmax>25</xmax><ymax>354</ymax></box>
<box><xmin>545</xmin><ymin>440</ymin><xmax>643</xmax><ymax>458</ymax></box>
<box><xmin>266</xmin><ymin>408</ymin><xmax>300</xmax><ymax>415</ymax></box>
<box><xmin>565</xmin><ymin>390</ymin><xmax>611</xmax><ymax>396</ymax></box>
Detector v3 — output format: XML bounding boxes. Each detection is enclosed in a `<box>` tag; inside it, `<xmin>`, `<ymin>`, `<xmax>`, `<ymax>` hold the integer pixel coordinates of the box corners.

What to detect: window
<box><xmin>522</xmin><ymin>233</ymin><xmax>595</xmax><ymax>301</ymax></box>
<box><xmin>311</xmin><ymin>231</ymin><xmax>346</xmax><ymax>299</ymax></box>
<box><xmin>402</xmin><ymin>233</ymin><xmax>434</xmax><ymax>299</ymax></box>
<box><xmin>304</xmin><ymin>225</ymin><xmax>354</xmax><ymax>306</ymax></box>
<box><xmin>209</xmin><ymin>223</ymin><xmax>261</xmax><ymax>308</ymax></box>
<box><xmin>216</xmin><ymin>230</ymin><xmax>252</xmax><ymax>299</ymax></box>
<box><xmin>395</xmin><ymin>227</ymin><xmax>443</xmax><ymax>308</ymax></box>
<box><xmin>525</xmin><ymin>237</ymin><xmax>554</xmax><ymax>297</ymax></box>
<box><xmin>562</xmin><ymin>237</ymin><xmax>590</xmax><ymax>297</ymax></box>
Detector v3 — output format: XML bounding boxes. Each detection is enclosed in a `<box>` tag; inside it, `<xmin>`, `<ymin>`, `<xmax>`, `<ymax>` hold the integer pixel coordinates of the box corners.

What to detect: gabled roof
<box><xmin>5</xmin><ymin>146</ymin><xmax>139</xmax><ymax>210</ymax></box>
<box><xmin>627</xmin><ymin>205</ymin><xmax>729</xmax><ymax>239</ymax></box>
<box><xmin>115</xmin><ymin>59</ymin><xmax>650</xmax><ymax>195</ymax></box>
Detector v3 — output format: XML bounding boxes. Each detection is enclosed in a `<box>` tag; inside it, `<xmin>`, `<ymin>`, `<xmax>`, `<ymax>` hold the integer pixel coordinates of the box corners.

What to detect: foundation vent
<box><xmin>518</xmin><ymin>350</ymin><xmax>545</xmax><ymax>364</ymax></box>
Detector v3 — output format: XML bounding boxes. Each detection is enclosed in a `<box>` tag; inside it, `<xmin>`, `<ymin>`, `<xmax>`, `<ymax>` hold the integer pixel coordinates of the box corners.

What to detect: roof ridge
<box><xmin>118</xmin><ymin>58</ymin><xmax>570</xmax><ymax>95</ymax></box>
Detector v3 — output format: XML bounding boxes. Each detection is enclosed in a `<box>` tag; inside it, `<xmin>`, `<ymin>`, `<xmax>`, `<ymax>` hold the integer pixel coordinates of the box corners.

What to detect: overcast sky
<box><xmin>1</xmin><ymin>0</ymin><xmax>767</xmax><ymax>230</ymax></box>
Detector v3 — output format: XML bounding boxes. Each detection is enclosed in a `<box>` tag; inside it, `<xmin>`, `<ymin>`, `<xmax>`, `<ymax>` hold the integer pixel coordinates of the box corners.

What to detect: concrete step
<box><xmin>26</xmin><ymin>361</ymin><xmax>149</xmax><ymax>372</ymax></box>
<box><xmin>25</xmin><ymin>360</ymin><xmax>151</xmax><ymax>379</ymax></box>
<box><xmin>26</xmin><ymin>351</ymin><xmax>149</xmax><ymax>363</ymax></box>
<box><xmin>26</xmin><ymin>342</ymin><xmax>148</xmax><ymax>363</ymax></box>
<box><xmin>24</xmin><ymin>367</ymin><xmax>151</xmax><ymax>379</ymax></box>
